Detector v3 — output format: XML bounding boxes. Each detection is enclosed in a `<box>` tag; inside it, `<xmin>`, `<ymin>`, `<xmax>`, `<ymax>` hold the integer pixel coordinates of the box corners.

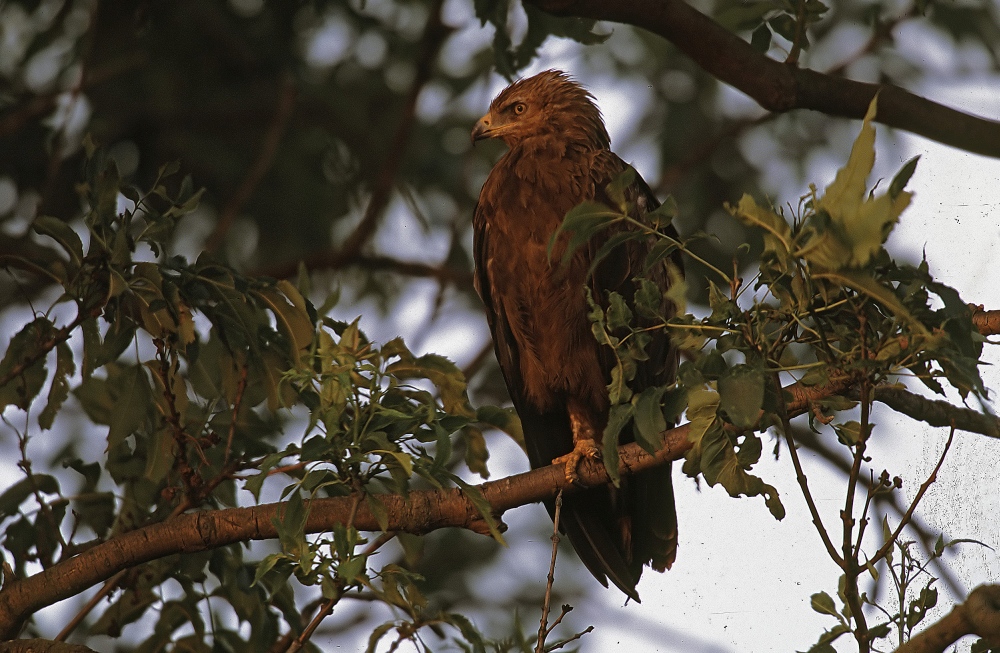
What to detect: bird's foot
<box><xmin>552</xmin><ymin>439</ymin><xmax>602</xmax><ymax>485</ymax></box>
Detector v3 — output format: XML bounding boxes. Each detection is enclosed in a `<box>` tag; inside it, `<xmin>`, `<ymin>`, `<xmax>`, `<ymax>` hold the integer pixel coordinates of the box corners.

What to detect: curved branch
<box><xmin>894</xmin><ymin>584</ymin><xmax>1000</xmax><ymax>653</ymax></box>
<box><xmin>0</xmin><ymin>421</ymin><xmax>690</xmax><ymax>639</ymax></box>
<box><xmin>260</xmin><ymin>0</ymin><xmax>453</xmax><ymax>282</ymax></box>
<box><xmin>0</xmin><ymin>369</ymin><xmax>863</xmax><ymax>638</ymax></box>
<box><xmin>527</xmin><ymin>0</ymin><xmax>1000</xmax><ymax>158</ymax></box>
<box><xmin>204</xmin><ymin>75</ymin><xmax>297</xmax><ymax>253</ymax></box>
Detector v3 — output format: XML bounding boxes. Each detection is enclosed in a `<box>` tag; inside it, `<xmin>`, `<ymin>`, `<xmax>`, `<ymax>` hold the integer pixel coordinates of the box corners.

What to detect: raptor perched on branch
<box><xmin>471</xmin><ymin>70</ymin><xmax>682</xmax><ymax>601</ymax></box>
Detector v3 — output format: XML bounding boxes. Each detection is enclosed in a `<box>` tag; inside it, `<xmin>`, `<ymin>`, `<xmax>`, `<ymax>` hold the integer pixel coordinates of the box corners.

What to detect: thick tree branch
<box><xmin>0</xmin><ymin>370</ymin><xmax>864</xmax><ymax>638</ymax></box>
<box><xmin>527</xmin><ymin>0</ymin><xmax>1000</xmax><ymax>158</ymax></box>
<box><xmin>893</xmin><ymin>584</ymin><xmax>1000</xmax><ymax>653</ymax></box>
<box><xmin>971</xmin><ymin>306</ymin><xmax>1000</xmax><ymax>337</ymax></box>
<box><xmin>870</xmin><ymin>386</ymin><xmax>1000</xmax><ymax>439</ymax></box>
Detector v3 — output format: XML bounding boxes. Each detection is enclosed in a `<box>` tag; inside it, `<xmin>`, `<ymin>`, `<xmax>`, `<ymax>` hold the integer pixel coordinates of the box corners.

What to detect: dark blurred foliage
<box><xmin>3</xmin><ymin>0</ymin><xmax>998</xmax><ymax>312</ymax></box>
<box><xmin>1</xmin><ymin>0</ymin><xmax>998</xmax><ymax>649</ymax></box>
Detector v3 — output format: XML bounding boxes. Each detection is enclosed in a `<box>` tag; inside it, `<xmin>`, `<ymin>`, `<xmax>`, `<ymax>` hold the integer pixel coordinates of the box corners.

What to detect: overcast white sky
<box><xmin>352</xmin><ymin>39</ymin><xmax>1000</xmax><ymax>650</ymax></box>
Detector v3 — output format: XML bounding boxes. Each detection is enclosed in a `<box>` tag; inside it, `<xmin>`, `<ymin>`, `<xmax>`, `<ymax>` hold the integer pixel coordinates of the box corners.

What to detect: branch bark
<box><xmin>0</xmin><ymin>420</ymin><xmax>690</xmax><ymax>639</ymax></box>
<box><xmin>527</xmin><ymin>0</ymin><xmax>1000</xmax><ymax>158</ymax></box>
<box><xmin>0</xmin><ymin>368</ymin><xmax>864</xmax><ymax>638</ymax></box>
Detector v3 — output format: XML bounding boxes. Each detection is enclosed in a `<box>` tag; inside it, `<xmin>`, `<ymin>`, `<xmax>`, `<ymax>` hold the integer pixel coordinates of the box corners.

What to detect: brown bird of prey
<box><xmin>471</xmin><ymin>70</ymin><xmax>681</xmax><ymax>601</ymax></box>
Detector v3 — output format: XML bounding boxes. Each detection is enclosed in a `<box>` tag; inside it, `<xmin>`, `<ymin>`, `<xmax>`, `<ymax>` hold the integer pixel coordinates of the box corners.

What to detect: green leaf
<box><xmin>632</xmin><ymin>386</ymin><xmax>667</xmax><ymax>454</ymax></box>
<box><xmin>805</xmin><ymin>95</ymin><xmax>913</xmax><ymax>269</ymax></box>
<box><xmin>811</xmin><ymin>591</ymin><xmax>840</xmax><ymax>618</ymax></box>
<box><xmin>33</xmin><ymin>216</ymin><xmax>84</xmax><ymax>270</ymax></box>
<box><xmin>461</xmin><ymin>425</ymin><xmax>490</xmax><ymax>479</ymax></box>
<box><xmin>718</xmin><ymin>365</ymin><xmax>764</xmax><ymax>429</ymax></box>
<box><xmin>684</xmin><ymin>386</ymin><xmax>785</xmax><ymax>519</ymax></box>
<box><xmin>0</xmin><ymin>475</ymin><xmax>59</xmax><ymax>518</ymax></box>
<box><xmin>750</xmin><ymin>23</ymin><xmax>772</xmax><ymax>52</ymax></box>
<box><xmin>366</xmin><ymin>622</ymin><xmax>396</xmax><ymax>653</ymax></box>
<box><xmin>728</xmin><ymin>194</ymin><xmax>791</xmax><ymax>260</ymax></box>
<box><xmin>890</xmin><ymin>156</ymin><xmax>920</xmax><ymax>199</ymax></box>
<box><xmin>338</xmin><ymin>554</ymin><xmax>368</xmax><ymax>584</ymax></box>
<box><xmin>388</xmin><ymin>352</ymin><xmax>476</xmax><ymax>418</ymax></box>
<box><xmin>602</xmin><ymin>403</ymin><xmax>634</xmax><ymax>486</ymax></box>
<box><xmin>606</xmin><ymin>291</ymin><xmax>633</xmax><ymax>331</ymax></box>
<box><xmin>476</xmin><ymin>405</ymin><xmax>524</xmax><ymax>449</ymax></box>
<box><xmin>452</xmin><ymin>476</ymin><xmax>505</xmax><ymax>545</ymax></box>
<box><xmin>0</xmin><ymin>318</ymin><xmax>56</xmax><ymax>411</ymax></box>
<box><xmin>605</xmin><ymin>166</ymin><xmax>636</xmax><ymax>210</ymax></box>
<box><xmin>446</xmin><ymin>612</ymin><xmax>488</xmax><ymax>653</ymax></box>
<box><xmin>38</xmin><ymin>339</ymin><xmax>75</xmax><ymax>429</ymax></box>
<box><xmin>643</xmin><ymin>239</ymin><xmax>680</xmax><ymax>273</ymax></box>
<box><xmin>548</xmin><ymin>201</ymin><xmax>620</xmax><ymax>264</ymax></box>
<box><xmin>252</xmin><ymin>285</ymin><xmax>315</xmax><ymax>367</ymax></box>
<box><xmin>833</xmin><ymin>420</ymin><xmax>863</xmax><ymax>446</ymax></box>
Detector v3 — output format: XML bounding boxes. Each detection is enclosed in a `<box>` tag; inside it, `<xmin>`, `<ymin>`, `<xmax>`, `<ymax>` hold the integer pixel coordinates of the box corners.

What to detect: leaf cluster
<box><xmin>557</xmin><ymin>98</ymin><xmax>985</xmax><ymax>528</ymax></box>
<box><xmin>0</xmin><ymin>144</ymin><xmax>512</xmax><ymax>650</ymax></box>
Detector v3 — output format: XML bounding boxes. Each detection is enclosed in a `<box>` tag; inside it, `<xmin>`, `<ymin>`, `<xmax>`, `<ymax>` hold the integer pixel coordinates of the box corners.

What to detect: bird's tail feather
<box><xmin>558</xmin><ymin>491</ymin><xmax>641</xmax><ymax>603</ymax></box>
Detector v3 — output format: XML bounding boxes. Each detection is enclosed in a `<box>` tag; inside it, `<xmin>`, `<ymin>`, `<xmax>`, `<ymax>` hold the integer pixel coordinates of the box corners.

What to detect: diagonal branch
<box><xmin>0</xmin><ymin>370</ymin><xmax>866</xmax><ymax>638</ymax></box>
<box><xmin>527</xmin><ymin>0</ymin><xmax>1000</xmax><ymax>158</ymax></box>
<box><xmin>261</xmin><ymin>0</ymin><xmax>452</xmax><ymax>281</ymax></box>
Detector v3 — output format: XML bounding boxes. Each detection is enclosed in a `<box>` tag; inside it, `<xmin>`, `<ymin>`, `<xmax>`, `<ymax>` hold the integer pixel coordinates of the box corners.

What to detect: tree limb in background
<box><xmin>205</xmin><ymin>75</ymin><xmax>297</xmax><ymax>253</ymax></box>
<box><xmin>527</xmin><ymin>0</ymin><xmax>1000</xmax><ymax>158</ymax></box>
<box><xmin>262</xmin><ymin>0</ymin><xmax>453</xmax><ymax>281</ymax></box>
<box><xmin>893</xmin><ymin>584</ymin><xmax>1000</xmax><ymax>653</ymax></box>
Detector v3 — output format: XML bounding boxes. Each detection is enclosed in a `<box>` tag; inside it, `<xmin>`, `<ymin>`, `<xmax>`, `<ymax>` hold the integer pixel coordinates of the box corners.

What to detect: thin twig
<box><xmin>286</xmin><ymin>590</ymin><xmax>342</xmax><ymax>653</ymax></box>
<box><xmin>536</xmin><ymin>489</ymin><xmax>564</xmax><ymax>653</ymax></box>
<box><xmin>774</xmin><ymin>373</ymin><xmax>845</xmax><ymax>568</ymax></box>
<box><xmin>870</xmin><ymin>425</ymin><xmax>956</xmax><ymax>567</ymax></box>
<box><xmin>843</xmin><ymin>375</ymin><xmax>873</xmax><ymax>651</ymax></box>
<box><xmin>54</xmin><ymin>571</ymin><xmax>125</xmax><ymax>642</ymax></box>
<box><xmin>545</xmin><ymin>625</ymin><xmax>595</xmax><ymax>652</ymax></box>
<box><xmin>224</xmin><ymin>362</ymin><xmax>250</xmax><ymax>465</ymax></box>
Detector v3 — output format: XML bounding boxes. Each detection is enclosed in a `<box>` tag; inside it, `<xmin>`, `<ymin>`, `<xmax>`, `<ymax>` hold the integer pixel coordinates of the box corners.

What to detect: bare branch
<box><xmin>869</xmin><ymin>426</ymin><xmax>955</xmax><ymax>567</ymax></box>
<box><xmin>536</xmin><ymin>490</ymin><xmax>564</xmax><ymax>653</ymax></box>
<box><xmin>870</xmin><ymin>386</ymin><xmax>1000</xmax><ymax>439</ymax></box>
<box><xmin>527</xmin><ymin>0</ymin><xmax>1000</xmax><ymax>158</ymax></box>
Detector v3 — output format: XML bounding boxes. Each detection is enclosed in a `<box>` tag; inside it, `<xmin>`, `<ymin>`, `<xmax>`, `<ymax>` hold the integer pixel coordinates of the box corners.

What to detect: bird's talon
<box><xmin>553</xmin><ymin>440</ymin><xmax>602</xmax><ymax>485</ymax></box>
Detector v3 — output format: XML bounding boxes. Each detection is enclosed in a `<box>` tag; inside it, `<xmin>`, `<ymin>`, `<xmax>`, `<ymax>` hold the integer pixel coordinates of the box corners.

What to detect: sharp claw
<box><xmin>553</xmin><ymin>440</ymin><xmax>602</xmax><ymax>485</ymax></box>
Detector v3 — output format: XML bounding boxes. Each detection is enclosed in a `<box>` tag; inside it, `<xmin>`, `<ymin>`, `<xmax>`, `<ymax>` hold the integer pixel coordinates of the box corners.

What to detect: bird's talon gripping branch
<box><xmin>553</xmin><ymin>439</ymin><xmax>602</xmax><ymax>485</ymax></box>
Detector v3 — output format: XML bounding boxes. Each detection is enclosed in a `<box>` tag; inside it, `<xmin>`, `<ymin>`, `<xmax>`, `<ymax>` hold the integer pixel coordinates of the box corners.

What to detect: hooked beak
<box><xmin>471</xmin><ymin>112</ymin><xmax>494</xmax><ymax>143</ymax></box>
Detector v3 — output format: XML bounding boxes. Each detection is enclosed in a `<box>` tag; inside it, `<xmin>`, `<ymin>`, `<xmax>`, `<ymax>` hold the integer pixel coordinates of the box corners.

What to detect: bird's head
<box><xmin>471</xmin><ymin>70</ymin><xmax>611</xmax><ymax>150</ymax></box>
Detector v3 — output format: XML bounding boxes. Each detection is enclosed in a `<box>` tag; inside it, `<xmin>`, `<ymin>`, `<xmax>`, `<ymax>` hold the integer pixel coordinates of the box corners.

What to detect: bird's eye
<box><xmin>514</xmin><ymin>102</ymin><xmax>526</xmax><ymax>115</ymax></box>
